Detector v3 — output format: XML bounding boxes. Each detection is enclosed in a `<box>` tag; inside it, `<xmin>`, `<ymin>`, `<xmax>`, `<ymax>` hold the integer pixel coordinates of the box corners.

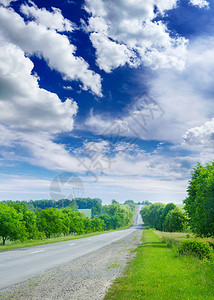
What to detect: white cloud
<box><xmin>0</xmin><ymin>0</ymin><xmax>16</xmax><ymax>7</ymax></box>
<box><xmin>20</xmin><ymin>3</ymin><xmax>75</xmax><ymax>32</ymax></box>
<box><xmin>0</xmin><ymin>37</ymin><xmax>78</xmax><ymax>133</ymax></box>
<box><xmin>89</xmin><ymin>33</ymin><xmax>133</xmax><ymax>72</ymax></box>
<box><xmin>84</xmin><ymin>37</ymin><xmax>214</xmax><ymax>145</ymax></box>
<box><xmin>183</xmin><ymin>118</ymin><xmax>214</xmax><ymax>147</ymax></box>
<box><xmin>189</xmin><ymin>0</ymin><xmax>209</xmax><ymax>8</ymax></box>
<box><xmin>84</xmin><ymin>0</ymin><xmax>188</xmax><ymax>71</ymax></box>
<box><xmin>0</xmin><ymin>5</ymin><xmax>102</xmax><ymax>96</ymax></box>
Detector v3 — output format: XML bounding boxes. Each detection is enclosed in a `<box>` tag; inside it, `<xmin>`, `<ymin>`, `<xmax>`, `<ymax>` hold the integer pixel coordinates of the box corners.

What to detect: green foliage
<box><xmin>105</xmin><ymin>230</ymin><xmax>214</xmax><ymax>299</ymax></box>
<box><xmin>163</xmin><ymin>208</ymin><xmax>187</xmax><ymax>232</ymax></box>
<box><xmin>178</xmin><ymin>240</ymin><xmax>213</xmax><ymax>260</ymax></box>
<box><xmin>37</xmin><ymin>208</ymin><xmax>69</xmax><ymax>238</ymax></box>
<box><xmin>123</xmin><ymin>200</ymin><xmax>136</xmax><ymax>211</ymax></box>
<box><xmin>141</xmin><ymin>203</ymin><xmax>186</xmax><ymax>232</ymax></box>
<box><xmin>91</xmin><ymin>202</ymin><xmax>102</xmax><ymax>217</ymax></box>
<box><xmin>184</xmin><ymin>161</ymin><xmax>214</xmax><ymax>237</ymax></box>
<box><xmin>8</xmin><ymin>201</ymin><xmax>39</xmax><ymax>239</ymax></box>
<box><xmin>158</xmin><ymin>203</ymin><xmax>176</xmax><ymax>231</ymax></box>
<box><xmin>0</xmin><ymin>198</ymin><xmax>133</xmax><ymax>245</ymax></box>
<box><xmin>0</xmin><ymin>203</ymin><xmax>27</xmax><ymax>245</ymax></box>
<box><xmin>26</xmin><ymin>198</ymin><xmax>101</xmax><ymax>211</ymax></box>
<box><xmin>102</xmin><ymin>203</ymin><xmax>133</xmax><ymax>229</ymax></box>
<box><xmin>75</xmin><ymin>197</ymin><xmax>102</xmax><ymax>209</ymax></box>
<box><xmin>140</xmin><ymin>203</ymin><xmax>165</xmax><ymax>229</ymax></box>
<box><xmin>137</xmin><ymin>200</ymin><xmax>152</xmax><ymax>205</ymax></box>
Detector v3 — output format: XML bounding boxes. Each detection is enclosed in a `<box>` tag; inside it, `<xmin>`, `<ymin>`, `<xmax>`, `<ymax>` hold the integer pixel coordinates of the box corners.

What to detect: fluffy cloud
<box><xmin>84</xmin><ymin>37</ymin><xmax>214</xmax><ymax>145</ymax></box>
<box><xmin>0</xmin><ymin>34</ymin><xmax>79</xmax><ymax>174</ymax></box>
<box><xmin>84</xmin><ymin>0</ymin><xmax>188</xmax><ymax>72</ymax></box>
<box><xmin>189</xmin><ymin>0</ymin><xmax>209</xmax><ymax>8</ymax></box>
<box><xmin>20</xmin><ymin>3</ymin><xmax>75</xmax><ymax>32</ymax></box>
<box><xmin>0</xmin><ymin>0</ymin><xmax>16</xmax><ymax>6</ymax></box>
<box><xmin>0</xmin><ymin>37</ymin><xmax>78</xmax><ymax>133</ymax></box>
<box><xmin>0</xmin><ymin>5</ymin><xmax>102</xmax><ymax>96</ymax></box>
<box><xmin>183</xmin><ymin>119</ymin><xmax>214</xmax><ymax>147</ymax></box>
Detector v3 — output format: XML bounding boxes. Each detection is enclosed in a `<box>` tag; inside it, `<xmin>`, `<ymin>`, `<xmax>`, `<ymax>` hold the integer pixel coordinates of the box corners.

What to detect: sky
<box><xmin>0</xmin><ymin>0</ymin><xmax>213</xmax><ymax>204</ymax></box>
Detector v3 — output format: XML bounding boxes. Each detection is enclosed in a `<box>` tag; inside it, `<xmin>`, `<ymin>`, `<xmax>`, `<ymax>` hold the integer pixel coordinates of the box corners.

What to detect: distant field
<box><xmin>78</xmin><ymin>209</ymin><xmax>92</xmax><ymax>218</ymax></box>
<box><xmin>176</xmin><ymin>203</ymin><xmax>185</xmax><ymax>212</ymax></box>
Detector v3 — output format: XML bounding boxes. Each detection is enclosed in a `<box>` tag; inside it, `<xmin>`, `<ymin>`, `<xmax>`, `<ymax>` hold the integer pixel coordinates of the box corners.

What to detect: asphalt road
<box><xmin>0</xmin><ymin>206</ymin><xmax>143</xmax><ymax>290</ymax></box>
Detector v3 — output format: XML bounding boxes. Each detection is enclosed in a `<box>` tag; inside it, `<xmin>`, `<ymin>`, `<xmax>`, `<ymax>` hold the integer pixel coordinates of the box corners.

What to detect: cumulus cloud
<box><xmin>83</xmin><ymin>37</ymin><xmax>214</xmax><ymax>146</ymax></box>
<box><xmin>20</xmin><ymin>3</ymin><xmax>75</xmax><ymax>32</ymax></box>
<box><xmin>0</xmin><ymin>35</ymin><xmax>80</xmax><ymax>174</ymax></box>
<box><xmin>84</xmin><ymin>0</ymin><xmax>188</xmax><ymax>72</ymax></box>
<box><xmin>0</xmin><ymin>38</ymin><xmax>78</xmax><ymax>133</ymax></box>
<box><xmin>183</xmin><ymin>119</ymin><xmax>214</xmax><ymax>147</ymax></box>
<box><xmin>189</xmin><ymin>0</ymin><xmax>209</xmax><ymax>8</ymax></box>
<box><xmin>0</xmin><ymin>5</ymin><xmax>102</xmax><ymax>96</ymax></box>
<box><xmin>0</xmin><ymin>0</ymin><xmax>16</xmax><ymax>7</ymax></box>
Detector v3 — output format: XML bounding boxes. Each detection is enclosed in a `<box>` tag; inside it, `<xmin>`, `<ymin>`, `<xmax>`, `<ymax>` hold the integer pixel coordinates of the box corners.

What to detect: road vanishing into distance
<box><xmin>0</xmin><ymin>206</ymin><xmax>143</xmax><ymax>289</ymax></box>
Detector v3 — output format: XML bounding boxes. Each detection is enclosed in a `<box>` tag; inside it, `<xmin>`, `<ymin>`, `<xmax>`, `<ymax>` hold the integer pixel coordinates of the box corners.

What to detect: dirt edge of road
<box><xmin>0</xmin><ymin>229</ymin><xmax>142</xmax><ymax>300</ymax></box>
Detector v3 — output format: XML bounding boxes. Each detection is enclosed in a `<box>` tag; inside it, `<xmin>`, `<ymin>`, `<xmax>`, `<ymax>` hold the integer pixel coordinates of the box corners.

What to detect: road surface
<box><xmin>0</xmin><ymin>206</ymin><xmax>143</xmax><ymax>290</ymax></box>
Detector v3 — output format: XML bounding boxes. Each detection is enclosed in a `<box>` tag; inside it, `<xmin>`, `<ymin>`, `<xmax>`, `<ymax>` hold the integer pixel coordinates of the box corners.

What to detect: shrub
<box><xmin>178</xmin><ymin>240</ymin><xmax>213</xmax><ymax>260</ymax></box>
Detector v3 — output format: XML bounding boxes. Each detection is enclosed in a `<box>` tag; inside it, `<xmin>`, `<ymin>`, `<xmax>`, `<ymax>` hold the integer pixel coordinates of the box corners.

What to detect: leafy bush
<box><xmin>178</xmin><ymin>240</ymin><xmax>213</xmax><ymax>260</ymax></box>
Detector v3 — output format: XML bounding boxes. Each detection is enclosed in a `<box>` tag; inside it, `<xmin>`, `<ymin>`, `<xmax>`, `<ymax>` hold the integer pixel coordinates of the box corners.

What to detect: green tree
<box><xmin>184</xmin><ymin>162</ymin><xmax>214</xmax><ymax>237</ymax></box>
<box><xmin>91</xmin><ymin>203</ymin><xmax>102</xmax><ymax>218</ymax></box>
<box><xmin>158</xmin><ymin>203</ymin><xmax>176</xmax><ymax>231</ymax></box>
<box><xmin>0</xmin><ymin>203</ymin><xmax>27</xmax><ymax>245</ymax></box>
<box><xmin>140</xmin><ymin>203</ymin><xmax>165</xmax><ymax>229</ymax></box>
<box><xmin>37</xmin><ymin>208</ymin><xmax>68</xmax><ymax>238</ymax></box>
<box><xmin>8</xmin><ymin>201</ymin><xmax>39</xmax><ymax>239</ymax></box>
<box><xmin>163</xmin><ymin>208</ymin><xmax>187</xmax><ymax>232</ymax></box>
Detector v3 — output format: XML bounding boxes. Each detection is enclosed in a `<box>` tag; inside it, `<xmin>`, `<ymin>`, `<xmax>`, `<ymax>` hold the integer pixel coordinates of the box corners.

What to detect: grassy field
<box><xmin>105</xmin><ymin>229</ymin><xmax>214</xmax><ymax>299</ymax></box>
<box><xmin>78</xmin><ymin>209</ymin><xmax>92</xmax><ymax>218</ymax></box>
<box><xmin>176</xmin><ymin>203</ymin><xmax>185</xmax><ymax>212</ymax></box>
<box><xmin>155</xmin><ymin>230</ymin><xmax>214</xmax><ymax>247</ymax></box>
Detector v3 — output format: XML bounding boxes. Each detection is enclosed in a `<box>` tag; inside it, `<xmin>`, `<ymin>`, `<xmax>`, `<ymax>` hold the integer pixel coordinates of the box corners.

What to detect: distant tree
<box><xmin>99</xmin><ymin>214</ymin><xmax>112</xmax><ymax>230</ymax></box>
<box><xmin>37</xmin><ymin>208</ymin><xmax>68</xmax><ymax>238</ymax></box>
<box><xmin>75</xmin><ymin>197</ymin><xmax>102</xmax><ymax>209</ymax></box>
<box><xmin>92</xmin><ymin>202</ymin><xmax>102</xmax><ymax>218</ymax></box>
<box><xmin>91</xmin><ymin>218</ymin><xmax>106</xmax><ymax>231</ymax></box>
<box><xmin>124</xmin><ymin>200</ymin><xmax>136</xmax><ymax>211</ymax></box>
<box><xmin>141</xmin><ymin>203</ymin><xmax>165</xmax><ymax>229</ymax></box>
<box><xmin>184</xmin><ymin>162</ymin><xmax>214</xmax><ymax>237</ymax></box>
<box><xmin>158</xmin><ymin>203</ymin><xmax>176</xmax><ymax>231</ymax></box>
<box><xmin>112</xmin><ymin>199</ymin><xmax>119</xmax><ymax>204</ymax></box>
<box><xmin>0</xmin><ymin>203</ymin><xmax>26</xmax><ymax>245</ymax></box>
<box><xmin>163</xmin><ymin>208</ymin><xmax>187</xmax><ymax>232</ymax></box>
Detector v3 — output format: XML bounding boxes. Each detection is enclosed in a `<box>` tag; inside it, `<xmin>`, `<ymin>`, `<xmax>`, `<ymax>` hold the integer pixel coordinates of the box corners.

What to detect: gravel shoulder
<box><xmin>0</xmin><ymin>229</ymin><xmax>142</xmax><ymax>300</ymax></box>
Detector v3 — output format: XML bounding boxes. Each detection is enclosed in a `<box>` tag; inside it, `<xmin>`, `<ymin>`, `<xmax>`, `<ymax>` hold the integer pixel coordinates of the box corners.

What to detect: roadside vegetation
<box><xmin>0</xmin><ymin>198</ymin><xmax>139</xmax><ymax>249</ymax></box>
<box><xmin>105</xmin><ymin>229</ymin><xmax>214</xmax><ymax>299</ymax></box>
<box><xmin>105</xmin><ymin>161</ymin><xmax>214</xmax><ymax>299</ymax></box>
<box><xmin>140</xmin><ymin>202</ymin><xmax>187</xmax><ymax>232</ymax></box>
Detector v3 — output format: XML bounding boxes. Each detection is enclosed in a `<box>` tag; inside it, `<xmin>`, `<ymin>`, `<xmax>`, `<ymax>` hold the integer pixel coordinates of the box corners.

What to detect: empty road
<box><xmin>0</xmin><ymin>206</ymin><xmax>143</xmax><ymax>289</ymax></box>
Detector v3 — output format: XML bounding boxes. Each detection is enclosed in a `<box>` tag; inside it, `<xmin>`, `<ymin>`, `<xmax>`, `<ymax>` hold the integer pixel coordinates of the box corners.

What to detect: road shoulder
<box><xmin>0</xmin><ymin>230</ymin><xmax>142</xmax><ymax>300</ymax></box>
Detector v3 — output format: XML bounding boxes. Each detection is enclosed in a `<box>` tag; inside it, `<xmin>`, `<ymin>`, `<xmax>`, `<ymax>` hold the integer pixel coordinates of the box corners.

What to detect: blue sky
<box><xmin>0</xmin><ymin>0</ymin><xmax>213</xmax><ymax>204</ymax></box>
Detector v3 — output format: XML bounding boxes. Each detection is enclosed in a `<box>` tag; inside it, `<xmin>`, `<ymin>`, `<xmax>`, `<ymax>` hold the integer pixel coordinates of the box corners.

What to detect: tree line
<box><xmin>0</xmin><ymin>200</ymin><xmax>134</xmax><ymax>245</ymax></box>
<box><xmin>140</xmin><ymin>203</ymin><xmax>187</xmax><ymax>232</ymax></box>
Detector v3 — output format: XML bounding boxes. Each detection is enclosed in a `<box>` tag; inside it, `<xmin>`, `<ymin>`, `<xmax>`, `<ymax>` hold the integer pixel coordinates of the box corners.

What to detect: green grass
<box><xmin>105</xmin><ymin>229</ymin><xmax>214</xmax><ymax>299</ymax></box>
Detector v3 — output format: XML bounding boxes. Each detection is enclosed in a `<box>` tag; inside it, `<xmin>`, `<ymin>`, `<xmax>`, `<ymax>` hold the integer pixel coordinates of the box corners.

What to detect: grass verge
<box><xmin>105</xmin><ymin>229</ymin><xmax>214</xmax><ymax>299</ymax></box>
